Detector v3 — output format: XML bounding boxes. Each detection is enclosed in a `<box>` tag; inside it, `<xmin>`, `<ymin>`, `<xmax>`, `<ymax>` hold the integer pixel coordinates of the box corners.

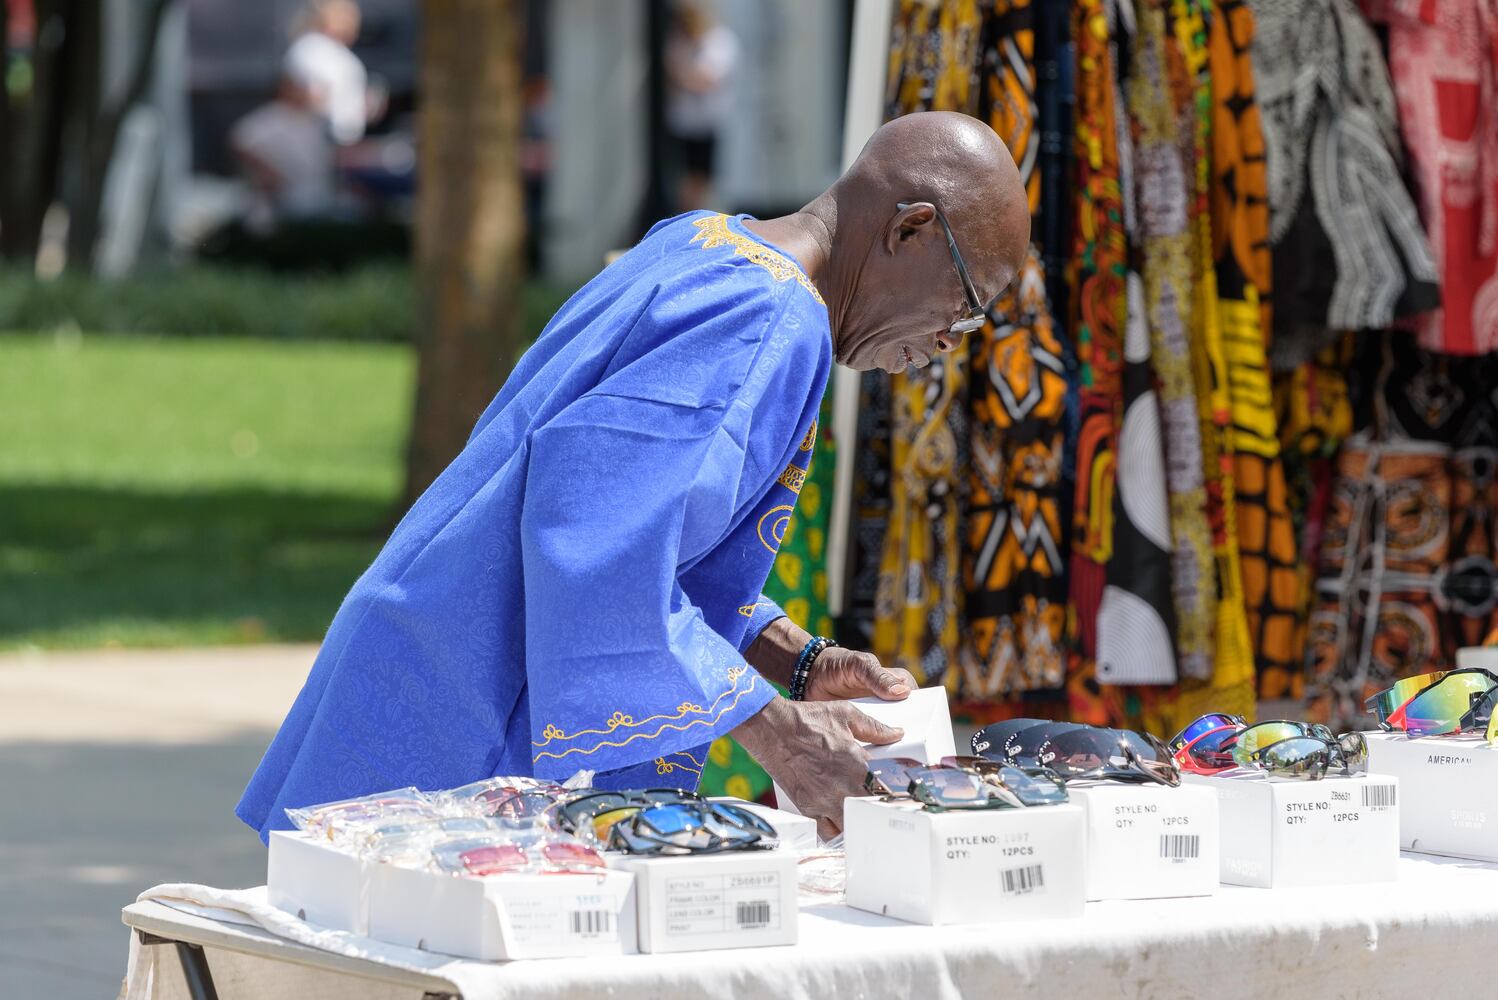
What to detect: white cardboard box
<box><xmin>709</xmin><ymin>798</ymin><xmax>819</xmax><ymax>853</ymax></box>
<box><xmin>368</xmin><ymin>863</ymin><xmax>637</xmax><ymax>960</ymax></box>
<box><xmin>1068</xmin><ymin>783</ymin><xmax>1219</xmax><ymax>901</ymax></box>
<box><xmin>843</xmin><ymin>796</ymin><xmax>1085</xmax><ymax>925</ymax></box>
<box><xmin>1367</xmin><ymin>730</ymin><xmax>1498</xmax><ymax>861</ymax></box>
<box><xmin>607</xmin><ymin>849</ymin><xmax>799</xmax><ymax>953</ymax></box>
<box><xmin>267</xmin><ymin>830</ymin><xmax>372</xmax><ymax>935</ymax></box>
<box><xmin>1182</xmin><ymin>771</ymin><xmax>1399</xmax><ymax>888</ymax></box>
<box><xmin>774</xmin><ymin>686</ymin><xmax>958</xmax><ymax>815</ymax></box>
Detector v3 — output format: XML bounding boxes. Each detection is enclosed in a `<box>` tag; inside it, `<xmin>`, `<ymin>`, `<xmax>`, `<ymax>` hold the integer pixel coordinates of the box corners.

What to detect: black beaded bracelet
<box><xmin>789</xmin><ymin>636</ymin><xmax>838</xmax><ymax>701</ymax></box>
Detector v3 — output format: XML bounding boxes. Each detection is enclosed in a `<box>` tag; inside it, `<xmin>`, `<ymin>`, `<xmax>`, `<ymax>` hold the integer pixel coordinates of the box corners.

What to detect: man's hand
<box><xmin>803</xmin><ymin>647</ymin><xmax>916</xmax><ymax>703</ymax></box>
<box><xmin>732</xmin><ymin>696</ymin><xmax>903</xmax><ymax>839</ymax></box>
<box><xmin>744</xmin><ymin>617</ymin><xmax>917</xmax><ymax>701</ymax></box>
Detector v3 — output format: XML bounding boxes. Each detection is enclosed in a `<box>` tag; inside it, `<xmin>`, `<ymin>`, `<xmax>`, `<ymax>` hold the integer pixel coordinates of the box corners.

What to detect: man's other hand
<box><xmin>804</xmin><ymin>647</ymin><xmax>916</xmax><ymax>703</ymax></box>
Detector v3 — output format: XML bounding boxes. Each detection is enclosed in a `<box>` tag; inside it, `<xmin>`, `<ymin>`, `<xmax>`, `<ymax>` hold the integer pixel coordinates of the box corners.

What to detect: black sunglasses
<box><xmin>896</xmin><ymin>201</ymin><xmax>988</xmax><ymax>337</ymax></box>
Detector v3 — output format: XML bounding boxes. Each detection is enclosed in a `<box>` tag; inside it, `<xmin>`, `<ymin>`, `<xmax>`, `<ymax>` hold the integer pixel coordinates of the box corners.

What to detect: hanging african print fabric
<box><xmin>1207</xmin><ymin>0</ymin><xmax>1301</xmax><ymax>700</ymax></box>
<box><xmin>956</xmin><ymin>0</ymin><xmax>1074</xmax><ymax>704</ymax></box>
<box><xmin>874</xmin><ymin>0</ymin><xmax>979</xmax><ymax>687</ymax></box>
<box><xmin>1366</xmin><ymin>0</ymin><xmax>1498</xmax><ymax>356</ymax></box>
<box><xmin>1124</xmin><ymin>0</ymin><xmax>1219</xmax><ymax>685</ymax></box>
<box><xmin>1067</xmin><ymin>0</ymin><xmax>1178</xmax><ymax>707</ymax></box>
<box><xmin>1246</xmin><ymin>0</ymin><xmax>1439</xmax><ymax>370</ymax></box>
<box><xmin>1308</xmin><ymin>336</ymin><xmax>1498</xmax><ymax>729</ymax></box>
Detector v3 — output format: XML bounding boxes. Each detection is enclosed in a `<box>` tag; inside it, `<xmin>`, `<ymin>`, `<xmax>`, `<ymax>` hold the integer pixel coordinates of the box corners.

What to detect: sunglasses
<box><xmin>970</xmin><ymin>718</ymin><xmax>1050</xmax><ymax>758</ymax></box>
<box><xmin>285</xmin><ymin>787</ymin><xmax>435</xmax><ymax>840</ymax></box>
<box><xmin>434</xmin><ymin>835</ymin><xmax>608</xmax><ymax>876</ymax></box>
<box><xmin>1167</xmin><ymin>713</ymin><xmax>1246</xmax><ymax>754</ymax></box>
<box><xmin>1364</xmin><ymin>671</ymin><xmax>1449</xmax><ymax>726</ymax></box>
<box><xmin>1382</xmin><ymin>668</ymin><xmax>1498</xmax><ymax>737</ymax></box>
<box><xmin>607</xmin><ymin>802</ymin><xmax>777</xmax><ymax>856</ymax></box>
<box><xmin>896</xmin><ymin>201</ymin><xmax>988</xmax><ymax>338</ymax></box>
<box><xmin>555</xmin><ymin>788</ymin><xmax>704</xmax><ymax>842</ymax></box>
<box><xmin>1028</xmin><ymin>727</ymin><xmax>1181</xmax><ymax>787</ymax></box>
<box><xmin>937</xmin><ymin>757</ymin><xmax>1070</xmax><ymax>806</ymax></box>
<box><xmin>1236</xmin><ymin>732</ymin><xmax>1370</xmax><ymax>781</ymax></box>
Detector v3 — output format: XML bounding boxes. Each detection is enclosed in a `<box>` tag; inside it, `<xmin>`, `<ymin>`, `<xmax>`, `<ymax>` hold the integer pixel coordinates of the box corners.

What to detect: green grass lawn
<box><xmin>0</xmin><ymin>332</ymin><xmax>412</xmax><ymax>649</ymax></box>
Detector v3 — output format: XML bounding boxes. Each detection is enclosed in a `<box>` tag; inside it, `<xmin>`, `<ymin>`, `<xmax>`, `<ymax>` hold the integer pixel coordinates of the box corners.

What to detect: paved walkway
<box><xmin>0</xmin><ymin>645</ymin><xmax>315</xmax><ymax>1000</ymax></box>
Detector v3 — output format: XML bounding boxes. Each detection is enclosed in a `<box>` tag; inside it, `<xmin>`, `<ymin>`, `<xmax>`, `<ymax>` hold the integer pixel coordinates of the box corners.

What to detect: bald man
<box><xmin>238</xmin><ymin>112</ymin><xmax>1030</xmax><ymax>839</ymax></box>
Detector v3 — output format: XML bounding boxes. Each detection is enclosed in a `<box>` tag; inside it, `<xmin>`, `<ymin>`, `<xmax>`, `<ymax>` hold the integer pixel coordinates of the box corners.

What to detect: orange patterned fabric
<box><xmin>1208</xmin><ymin>0</ymin><xmax>1302</xmax><ymax>697</ymax></box>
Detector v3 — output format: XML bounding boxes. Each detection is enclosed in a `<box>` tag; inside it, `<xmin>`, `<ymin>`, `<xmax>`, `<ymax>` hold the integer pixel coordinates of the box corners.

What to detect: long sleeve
<box><xmin>738</xmin><ymin>596</ymin><xmax>788</xmax><ymax>653</ymax></box>
<box><xmin>520</xmin><ymin>391</ymin><xmax>777</xmax><ymax>780</ymax></box>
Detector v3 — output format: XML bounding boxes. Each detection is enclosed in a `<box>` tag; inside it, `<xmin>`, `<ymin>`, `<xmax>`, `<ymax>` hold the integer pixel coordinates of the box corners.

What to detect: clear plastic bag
<box><xmin>284</xmin><ymin>787</ymin><xmax>437</xmax><ymax>843</ymax></box>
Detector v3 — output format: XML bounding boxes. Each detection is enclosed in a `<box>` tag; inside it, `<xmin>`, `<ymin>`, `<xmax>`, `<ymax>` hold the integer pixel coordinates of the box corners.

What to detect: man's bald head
<box><xmin>817</xmin><ymin>112</ymin><xmax>1030</xmax><ymax>373</ymax></box>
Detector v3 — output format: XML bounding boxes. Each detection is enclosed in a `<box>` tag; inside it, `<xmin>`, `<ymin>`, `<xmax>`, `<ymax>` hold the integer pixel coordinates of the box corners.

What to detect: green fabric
<box><xmin>699</xmin><ymin>391</ymin><xmax>837</xmax><ymax>798</ymax></box>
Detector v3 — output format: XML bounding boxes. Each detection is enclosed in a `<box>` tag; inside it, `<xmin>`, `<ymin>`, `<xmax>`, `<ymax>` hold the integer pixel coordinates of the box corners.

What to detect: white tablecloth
<box><xmin>124</xmin><ymin>853</ymin><xmax>1497</xmax><ymax>1000</ymax></box>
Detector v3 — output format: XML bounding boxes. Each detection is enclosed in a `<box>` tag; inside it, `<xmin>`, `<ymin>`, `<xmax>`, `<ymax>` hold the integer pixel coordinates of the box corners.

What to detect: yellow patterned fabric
<box><xmin>1127</xmin><ymin>0</ymin><xmax>1218</xmax><ymax>683</ymax></box>
<box><xmin>875</xmin><ymin>0</ymin><xmax>984</xmax><ymax>684</ymax></box>
<box><xmin>1179</xmin><ymin>0</ymin><xmax>1257</xmax><ymax>710</ymax></box>
<box><xmin>1208</xmin><ymin>0</ymin><xmax>1301</xmax><ymax>697</ymax></box>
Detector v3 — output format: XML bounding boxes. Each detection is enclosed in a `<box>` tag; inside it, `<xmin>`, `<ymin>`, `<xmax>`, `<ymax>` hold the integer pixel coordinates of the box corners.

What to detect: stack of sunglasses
<box><xmin>1366</xmin><ymin>668</ymin><xmax>1498</xmax><ymax>742</ymax></box>
<box><xmin>967</xmin><ymin>720</ymin><xmax>1182</xmax><ymax>787</ymax></box>
<box><xmin>864</xmin><ymin>755</ymin><xmax>1069</xmax><ymax>811</ymax></box>
<box><xmin>1169</xmin><ymin>714</ymin><xmax>1368</xmax><ymax>780</ymax></box>
<box><xmin>552</xmin><ymin>788</ymin><xmax>778</xmax><ymax>855</ymax></box>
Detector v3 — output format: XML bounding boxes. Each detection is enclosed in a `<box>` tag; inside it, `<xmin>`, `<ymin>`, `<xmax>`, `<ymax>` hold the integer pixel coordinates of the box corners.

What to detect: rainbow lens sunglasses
<box><xmin>1368</xmin><ymin>668</ymin><xmax>1498</xmax><ymax>738</ymax></box>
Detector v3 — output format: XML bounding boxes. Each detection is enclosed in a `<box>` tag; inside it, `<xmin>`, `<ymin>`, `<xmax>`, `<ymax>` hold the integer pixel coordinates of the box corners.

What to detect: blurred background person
<box><xmin>663</xmin><ymin>0</ymin><xmax>737</xmax><ymax>212</ymax></box>
<box><xmin>284</xmin><ymin>0</ymin><xmax>375</xmax><ymax>146</ymax></box>
<box><xmin>228</xmin><ymin>69</ymin><xmax>335</xmax><ymax>233</ymax></box>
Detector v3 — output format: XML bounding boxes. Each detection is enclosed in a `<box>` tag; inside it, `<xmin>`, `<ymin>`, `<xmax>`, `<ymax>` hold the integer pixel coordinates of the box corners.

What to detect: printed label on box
<box><xmin>663</xmin><ymin>871</ymin><xmax>783</xmax><ymax>935</ymax></box>
<box><xmin>500</xmin><ymin>885</ymin><xmax>624</xmax><ymax>952</ymax></box>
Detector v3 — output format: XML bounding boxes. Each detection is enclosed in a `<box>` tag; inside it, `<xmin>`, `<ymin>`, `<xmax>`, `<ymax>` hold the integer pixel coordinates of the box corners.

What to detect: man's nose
<box><xmin>935</xmin><ymin>333</ymin><xmax>962</xmax><ymax>354</ymax></box>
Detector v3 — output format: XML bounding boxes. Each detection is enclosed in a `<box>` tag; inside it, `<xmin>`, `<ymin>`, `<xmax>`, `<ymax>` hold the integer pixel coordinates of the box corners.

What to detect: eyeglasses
<box><xmin>896</xmin><ymin>201</ymin><xmax>988</xmax><ymax>337</ymax></box>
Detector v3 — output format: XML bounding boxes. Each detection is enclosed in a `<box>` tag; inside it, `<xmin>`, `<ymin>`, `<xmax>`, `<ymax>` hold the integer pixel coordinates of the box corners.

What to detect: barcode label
<box><xmin>1001</xmin><ymin>864</ymin><xmax>1044</xmax><ymax>896</ymax></box>
<box><xmin>1362</xmin><ymin>785</ymin><xmax>1396</xmax><ymax>810</ymax></box>
<box><xmin>568</xmin><ymin>909</ymin><xmax>613</xmax><ymax>938</ymax></box>
<box><xmin>735</xmin><ymin>900</ymin><xmax>772</xmax><ymax>928</ymax></box>
<box><xmin>1159</xmin><ymin>834</ymin><xmax>1200</xmax><ymax>861</ymax></box>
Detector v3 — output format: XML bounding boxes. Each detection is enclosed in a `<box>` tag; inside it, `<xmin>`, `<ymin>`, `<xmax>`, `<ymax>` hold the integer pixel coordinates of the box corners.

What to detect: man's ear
<box><xmin>887</xmin><ymin>202</ymin><xmax>935</xmax><ymax>253</ymax></box>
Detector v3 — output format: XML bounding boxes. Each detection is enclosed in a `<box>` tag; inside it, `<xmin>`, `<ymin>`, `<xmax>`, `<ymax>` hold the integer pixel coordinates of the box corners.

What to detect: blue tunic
<box><xmin>236</xmin><ymin>212</ymin><xmax>832</xmax><ymax>840</ymax></box>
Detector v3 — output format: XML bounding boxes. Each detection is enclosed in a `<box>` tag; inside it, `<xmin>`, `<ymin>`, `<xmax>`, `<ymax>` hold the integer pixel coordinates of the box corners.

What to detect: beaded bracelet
<box><xmin>789</xmin><ymin>636</ymin><xmax>838</xmax><ymax>701</ymax></box>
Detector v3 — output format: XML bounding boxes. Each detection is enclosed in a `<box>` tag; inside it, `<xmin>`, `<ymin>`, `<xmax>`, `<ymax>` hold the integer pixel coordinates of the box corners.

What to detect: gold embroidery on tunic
<box><xmin>690</xmin><ymin>215</ymin><xmax>825</xmax><ymax>305</ymax></box>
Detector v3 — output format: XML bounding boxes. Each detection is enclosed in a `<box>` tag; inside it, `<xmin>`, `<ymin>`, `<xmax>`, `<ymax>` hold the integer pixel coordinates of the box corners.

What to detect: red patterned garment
<box><xmin>1368</xmin><ymin>0</ymin><xmax>1498</xmax><ymax>354</ymax></box>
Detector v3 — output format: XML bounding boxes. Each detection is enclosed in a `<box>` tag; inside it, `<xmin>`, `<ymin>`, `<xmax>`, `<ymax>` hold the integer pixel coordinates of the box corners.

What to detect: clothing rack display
<box><xmin>827</xmin><ymin>0</ymin><xmax>1497</xmax><ymax>737</ymax></box>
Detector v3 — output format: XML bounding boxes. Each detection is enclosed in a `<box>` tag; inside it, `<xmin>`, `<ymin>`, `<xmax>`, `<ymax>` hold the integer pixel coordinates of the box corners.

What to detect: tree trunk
<box><xmin>404</xmin><ymin>0</ymin><xmax>527</xmax><ymax>507</ymax></box>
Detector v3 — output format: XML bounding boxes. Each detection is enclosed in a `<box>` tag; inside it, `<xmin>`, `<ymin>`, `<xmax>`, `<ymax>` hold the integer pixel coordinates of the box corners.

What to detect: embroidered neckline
<box><xmin>690</xmin><ymin>214</ymin><xmax>826</xmax><ymax>306</ymax></box>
